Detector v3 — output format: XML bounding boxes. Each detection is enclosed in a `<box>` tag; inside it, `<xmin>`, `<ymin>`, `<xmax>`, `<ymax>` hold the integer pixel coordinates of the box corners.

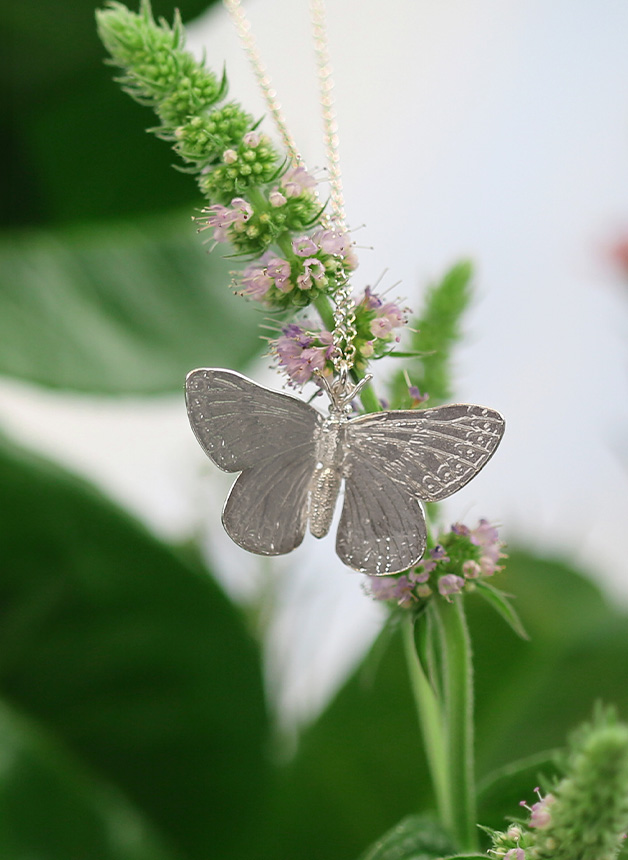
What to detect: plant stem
<box><xmin>431</xmin><ymin>596</ymin><xmax>477</xmax><ymax>852</ymax></box>
<box><xmin>402</xmin><ymin>613</ymin><xmax>452</xmax><ymax>833</ymax></box>
<box><xmin>313</xmin><ymin>294</ymin><xmax>381</xmax><ymax>413</ymax></box>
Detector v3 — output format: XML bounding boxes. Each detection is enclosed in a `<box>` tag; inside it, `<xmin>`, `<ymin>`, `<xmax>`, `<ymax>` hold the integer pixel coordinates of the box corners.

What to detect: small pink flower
<box><xmin>292</xmin><ymin>236</ymin><xmax>319</xmax><ymax>257</ymax></box>
<box><xmin>462</xmin><ymin>560</ymin><xmax>481</xmax><ymax>579</ymax></box>
<box><xmin>230</xmin><ymin>198</ymin><xmax>253</xmax><ymax>222</ymax></box>
<box><xmin>269</xmin><ymin>190</ymin><xmax>287</xmax><ymax>207</ymax></box>
<box><xmin>520</xmin><ymin>788</ymin><xmax>555</xmax><ymax>830</ymax></box>
<box><xmin>504</xmin><ymin>850</ymin><xmax>525</xmax><ymax>860</ymax></box>
<box><xmin>223</xmin><ymin>149</ymin><xmax>238</xmax><ymax>163</ymax></box>
<box><xmin>313</xmin><ymin>227</ymin><xmax>349</xmax><ymax>256</ymax></box>
<box><xmin>408</xmin><ymin>384</ymin><xmax>428</xmax><ymax>406</ymax></box>
<box><xmin>438</xmin><ymin>574</ymin><xmax>465</xmax><ymax>600</ymax></box>
<box><xmin>297</xmin><ymin>258</ymin><xmax>326</xmax><ymax>290</ymax></box>
<box><xmin>282</xmin><ymin>165</ymin><xmax>316</xmax><ymax>197</ymax></box>
<box><xmin>267</xmin><ymin>257</ymin><xmax>292</xmax><ymax>292</ymax></box>
<box><xmin>243</xmin><ymin>131</ymin><xmax>260</xmax><ymax>147</ymax></box>
<box><xmin>241</xmin><ymin>264</ymin><xmax>273</xmax><ymax>301</ymax></box>
<box><xmin>361</xmin><ymin>340</ymin><xmax>375</xmax><ymax>358</ymax></box>
<box><xmin>367</xmin><ymin>574</ymin><xmax>416</xmax><ymax>607</ymax></box>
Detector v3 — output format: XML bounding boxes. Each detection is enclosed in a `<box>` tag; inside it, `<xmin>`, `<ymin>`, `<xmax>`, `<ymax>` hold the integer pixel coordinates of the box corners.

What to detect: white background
<box><xmin>2</xmin><ymin>0</ymin><xmax>628</xmax><ymax>727</ymax></box>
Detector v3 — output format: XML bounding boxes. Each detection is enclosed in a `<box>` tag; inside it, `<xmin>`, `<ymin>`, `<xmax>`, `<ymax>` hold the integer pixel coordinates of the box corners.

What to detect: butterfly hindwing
<box><xmin>222</xmin><ymin>442</ymin><xmax>317</xmax><ymax>555</ymax></box>
<box><xmin>344</xmin><ymin>404</ymin><xmax>505</xmax><ymax>503</ymax></box>
<box><xmin>186</xmin><ymin>368</ymin><xmax>323</xmax><ymax>555</ymax></box>
<box><xmin>337</xmin><ymin>451</ymin><xmax>427</xmax><ymax>574</ymax></box>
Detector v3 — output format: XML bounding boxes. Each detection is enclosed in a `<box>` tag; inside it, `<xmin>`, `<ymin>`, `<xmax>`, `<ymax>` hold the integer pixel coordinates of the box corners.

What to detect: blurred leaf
<box><xmin>0</xmin><ymin>433</ymin><xmax>269</xmax><ymax>860</ymax></box>
<box><xmin>0</xmin><ymin>698</ymin><xmax>178</xmax><ymax>860</ymax></box>
<box><xmin>0</xmin><ymin>215</ymin><xmax>263</xmax><ymax>392</ymax></box>
<box><xmin>257</xmin><ymin>551</ymin><xmax>628</xmax><ymax>859</ymax></box>
<box><xmin>477</xmin><ymin>749</ymin><xmax>560</xmax><ymax>825</ymax></box>
<box><xmin>442</xmin><ymin>855</ymin><xmax>488</xmax><ymax>859</ymax></box>
<box><xmin>3</xmin><ymin>0</ymin><xmax>219</xmax><ymax>227</ymax></box>
<box><xmin>474</xmin><ymin>581</ymin><xmax>529</xmax><ymax>640</ymax></box>
<box><xmin>357</xmin><ymin>814</ymin><xmax>455</xmax><ymax>860</ymax></box>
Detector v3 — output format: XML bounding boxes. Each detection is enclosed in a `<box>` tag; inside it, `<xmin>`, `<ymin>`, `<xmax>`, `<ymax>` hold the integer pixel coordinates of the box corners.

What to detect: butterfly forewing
<box><xmin>185</xmin><ymin>368</ymin><xmax>322</xmax><ymax>472</ymax></box>
<box><xmin>186</xmin><ymin>368</ymin><xmax>323</xmax><ymax>556</ymax></box>
<box><xmin>344</xmin><ymin>404</ymin><xmax>505</xmax><ymax>503</ymax></box>
<box><xmin>337</xmin><ymin>452</ymin><xmax>427</xmax><ymax>574</ymax></box>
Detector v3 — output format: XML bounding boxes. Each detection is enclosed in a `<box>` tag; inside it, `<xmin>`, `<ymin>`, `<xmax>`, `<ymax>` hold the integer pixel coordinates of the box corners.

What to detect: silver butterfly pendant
<box><xmin>185</xmin><ymin>368</ymin><xmax>505</xmax><ymax>575</ymax></box>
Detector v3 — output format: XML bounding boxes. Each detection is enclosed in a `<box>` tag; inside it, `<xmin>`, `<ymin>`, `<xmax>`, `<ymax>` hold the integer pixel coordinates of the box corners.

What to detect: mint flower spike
<box><xmin>525</xmin><ymin>707</ymin><xmax>628</xmax><ymax>860</ymax></box>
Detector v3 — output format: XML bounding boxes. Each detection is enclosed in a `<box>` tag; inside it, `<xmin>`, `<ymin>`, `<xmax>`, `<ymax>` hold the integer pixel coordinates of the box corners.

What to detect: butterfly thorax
<box><xmin>309</xmin><ymin>416</ymin><xmax>346</xmax><ymax>539</ymax></box>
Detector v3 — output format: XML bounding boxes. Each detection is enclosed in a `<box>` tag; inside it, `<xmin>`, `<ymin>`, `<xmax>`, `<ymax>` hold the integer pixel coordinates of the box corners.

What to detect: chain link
<box><xmin>224</xmin><ymin>0</ymin><xmax>357</xmax><ymax>376</ymax></box>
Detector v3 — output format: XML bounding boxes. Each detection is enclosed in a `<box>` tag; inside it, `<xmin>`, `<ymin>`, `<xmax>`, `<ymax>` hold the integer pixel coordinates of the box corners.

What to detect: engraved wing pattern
<box><xmin>186</xmin><ymin>369</ymin><xmax>505</xmax><ymax>574</ymax></box>
<box><xmin>344</xmin><ymin>405</ymin><xmax>505</xmax><ymax>503</ymax></box>
<box><xmin>185</xmin><ymin>369</ymin><xmax>322</xmax><ymax>555</ymax></box>
<box><xmin>336</xmin><ymin>450</ymin><xmax>427</xmax><ymax>574</ymax></box>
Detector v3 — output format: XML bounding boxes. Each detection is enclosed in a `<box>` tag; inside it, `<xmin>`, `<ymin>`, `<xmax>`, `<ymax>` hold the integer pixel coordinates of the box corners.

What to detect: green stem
<box><xmin>431</xmin><ymin>597</ymin><xmax>477</xmax><ymax>852</ymax></box>
<box><xmin>313</xmin><ymin>294</ymin><xmax>381</xmax><ymax>413</ymax></box>
<box><xmin>402</xmin><ymin>614</ymin><xmax>452</xmax><ymax>832</ymax></box>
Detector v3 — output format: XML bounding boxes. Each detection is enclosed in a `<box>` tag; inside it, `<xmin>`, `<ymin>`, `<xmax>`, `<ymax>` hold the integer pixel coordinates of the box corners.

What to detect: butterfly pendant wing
<box><xmin>186</xmin><ymin>369</ymin><xmax>505</xmax><ymax>575</ymax></box>
<box><xmin>186</xmin><ymin>368</ymin><xmax>323</xmax><ymax>555</ymax></box>
<box><xmin>337</xmin><ymin>406</ymin><xmax>505</xmax><ymax>573</ymax></box>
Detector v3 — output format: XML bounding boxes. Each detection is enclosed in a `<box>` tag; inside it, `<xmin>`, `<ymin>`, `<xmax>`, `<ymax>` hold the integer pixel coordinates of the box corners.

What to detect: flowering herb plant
<box><xmin>91</xmin><ymin>3</ymin><xmax>628</xmax><ymax>859</ymax></box>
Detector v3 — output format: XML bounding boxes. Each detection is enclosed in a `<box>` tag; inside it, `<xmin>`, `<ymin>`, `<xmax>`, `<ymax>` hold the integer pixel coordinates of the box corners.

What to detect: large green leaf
<box><xmin>0</xmin><ymin>433</ymin><xmax>268</xmax><ymax>860</ymax></box>
<box><xmin>0</xmin><ymin>216</ymin><xmax>262</xmax><ymax>392</ymax></box>
<box><xmin>357</xmin><ymin>814</ymin><xmax>456</xmax><ymax>860</ymax></box>
<box><xmin>256</xmin><ymin>552</ymin><xmax>628</xmax><ymax>858</ymax></box>
<box><xmin>3</xmin><ymin>0</ymin><xmax>220</xmax><ymax>228</ymax></box>
<box><xmin>0</xmin><ymin>698</ymin><xmax>178</xmax><ymax>860</ymax></box>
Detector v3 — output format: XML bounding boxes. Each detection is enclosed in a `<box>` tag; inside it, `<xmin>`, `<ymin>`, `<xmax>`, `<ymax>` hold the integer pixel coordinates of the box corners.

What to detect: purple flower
<box><xmin>521</xmin><ymin>789</ymin><xmax>555</xmax><ymax>830</ymax></box>
<box><xmin>243</xmin><ymin>131</ymin><xmax>260</xmax><ymax>147</ymax></box>
<box><xmin>451</xmin><ymin>522</ymin><xmax>471</xmax><ymax>537</ymax></box>
<box><xmin>438</xmin><ymin>574</ymin><xmax>465</xmax><ymax>600</ymax></box>
<box><xmin>313</xmin><ymin>227</ymin><xmax>350</xmax><ymax>256</ymax></box>
<box><xmin>430</xmin><ymin>544</ymin><xmax>449</xmax><ymax>561</ymax></box>
<box><xmin>361</xmin><ymin>291</ymin><xmax>407</xmax><ymax>340</ymax></box>
<box><xmin>297</xmin><ymin>258</ymin><xmax>326</xmax><ymax>290</ymax></box>
<box><xmin>266</xmin><ymin>257</ymin><xmax>292</xmax><ymax>292</ymax></box>
<box><xmin>408</xmin><ymin>385</ymin><xmax>428</xmax><ymax>405</ymax></box>
<box><xmin>409</xmin><ymin>568</ymin><xmax>431</xmax><ymax>584</ymax></box>
<box><xmin>241</xmin><ymin>263</ymin><xmax>273</xmax><ymax>301</ymax></box>
<box><xmin>230</xmin><ymin>198</ymin><xmax>253</xmax><ymax>222</ymax></box>
<box><xmin>274</xmin><ymin>324</ymin><xmax>330</xmax><ymax>386</ymax></box>
<box><xmin>282</xmin><ymin>166</ymin><xmax>316</xmax><ymax>198</ymax></box>
<box><xmin>198</xmin><ymin>204</ymin><xmax>233</xmax><ymax>243</ymax></box>
<box><xmin>504</xmin><ymin>850</ymin><xmax>525</xmax><ymax>860</ymax></box>
<box><xmin>269</xmin><ymin>190</ymin><xmax>287</xmax><ymax>207</ymax></box>
<box><xmin>470</xmin><ymin>518</ymin><xmax>505</xmax><ymax>573</ymax></box>
<box><xmin>462</xmin><ymin>560</ymin><xmax>481</xmax><ymax>579</ymax></box>
<box><xmin>292</xmin><ymin>236</ymin><xmax>319</xmax><ymax>257</ymax></box>
<box><xmin>367</xmin><ymin>574</ymin><xmax>416</xmax><ymax>607</ymax></box>
<box><xmin>361</xmin><ymin>286</ymin><xmax>382</xmax><ymax>310</ymax></box>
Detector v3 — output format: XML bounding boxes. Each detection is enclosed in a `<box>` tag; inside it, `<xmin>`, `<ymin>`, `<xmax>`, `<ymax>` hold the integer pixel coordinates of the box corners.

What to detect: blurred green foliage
<box><xmin>2</xmin><ymin>1</ymin><xmax>628</xmax><ymax>858</ymax></box>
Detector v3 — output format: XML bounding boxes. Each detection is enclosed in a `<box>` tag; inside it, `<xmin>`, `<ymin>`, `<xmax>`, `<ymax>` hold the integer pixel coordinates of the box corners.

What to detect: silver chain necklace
<box><xmin>186</xmin><ymin>2</ymin><xmax>506</xmax><ymax>575</ymax></box>
<box><xmin>224</xmin><ymin>0</ymin><xmax>357</xmax><ymax>388</ymax></box>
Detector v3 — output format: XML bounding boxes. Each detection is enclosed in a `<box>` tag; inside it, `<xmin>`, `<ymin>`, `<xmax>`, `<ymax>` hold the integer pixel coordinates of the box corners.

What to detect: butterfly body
<box><xmin>186</xmin><ymin>368</ymin><xmax>505</xmax><ymax>575</ymax></box>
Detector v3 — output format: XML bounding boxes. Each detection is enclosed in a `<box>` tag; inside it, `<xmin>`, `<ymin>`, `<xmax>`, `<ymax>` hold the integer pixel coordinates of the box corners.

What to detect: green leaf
<box><xmin>477</xmin><ymin>749</ymin><xmax>560</xmax><ymax>825</ymax></box>
<box><xmin>358</xmin><ymin>814</ymin><xmax>456</xmax><ymax>860</ymax></box>
<box><xmin>3</xmin><ymin>0</ymin><xmax>220</xmax><ymax>228</ymax></box>
<box><xmin>473</xmin><ymin>581</ymin><xmax>529</xmax><ymax>640</ymax></box>
<box><xmin>0</xmin><ymin>432</ymin><xmax>269</xmax><ymax>859</ymax></box>
<box><xmin>442</xmin><ymin>855</ymin><xmax>489</xmax><ymax>859</ymax></box>
<box><xmin>0</xmin><ymin>698</ymin><xmax>177</xmax><ymax>860</ymax></box>
<box><xmin>0</xmin><ymin>216</ymin><xmax>263</xmax><ymax>392</ymax></box>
